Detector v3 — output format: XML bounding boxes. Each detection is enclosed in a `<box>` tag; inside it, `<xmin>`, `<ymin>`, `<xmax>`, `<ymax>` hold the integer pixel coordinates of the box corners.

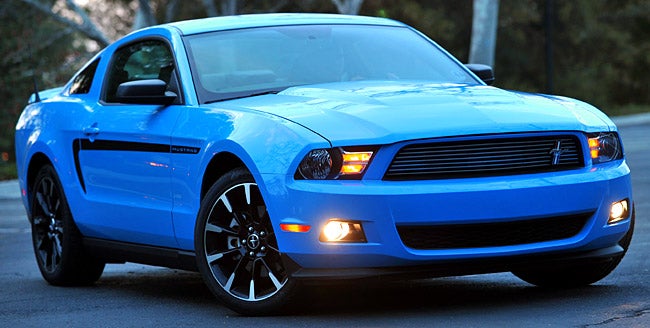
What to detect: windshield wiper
<box><xmin>205</xmin><ymin>88</ymin><xmax>286</xmax><ymax>104</ymax></box>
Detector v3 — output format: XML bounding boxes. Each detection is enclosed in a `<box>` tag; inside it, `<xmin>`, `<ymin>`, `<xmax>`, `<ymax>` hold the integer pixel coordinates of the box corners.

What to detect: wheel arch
<box><xmin>200</xmin><ymin>151</ymin><xmax>248</xmax><ymax>202</ymax></box>
<box><xmin>24</xmin><ymin>152</ymin><xmax>54</xmax><ymax>219</ymax></box>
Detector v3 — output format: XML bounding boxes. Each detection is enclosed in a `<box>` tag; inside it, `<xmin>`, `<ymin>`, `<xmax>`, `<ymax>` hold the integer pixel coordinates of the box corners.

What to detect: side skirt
<box><xmin>83</xmin><ymin>237</ymin><xmax>198</xmax><ymax>272</ymax></box>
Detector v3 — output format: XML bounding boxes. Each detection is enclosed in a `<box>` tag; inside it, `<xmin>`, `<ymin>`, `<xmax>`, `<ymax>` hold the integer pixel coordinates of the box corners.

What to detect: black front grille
<box><xmin>396</xmin><ymin>212</ymin><xmax>592</xmax><ymax>250</ymax></box>
<box><xmin>384</xmin><ymin>135</ymin><xmax>584</xmax><ymax>180</ymax></box>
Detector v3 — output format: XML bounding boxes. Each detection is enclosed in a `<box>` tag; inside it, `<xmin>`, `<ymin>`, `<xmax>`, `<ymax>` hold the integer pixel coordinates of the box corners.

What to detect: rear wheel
<box><xmin>512</xmin><ymin>208</ymin><xmax>635</xmax><ymax>288</ymax></box>
<box><xmin>30</xmin><ymin>164</ymin><xmax>105</xmax><ymax>286</ymax></box>
<box><xmin>195</xmin><ymin>168</ymin><xmax>297</xmax><ymax>315</ymax></box>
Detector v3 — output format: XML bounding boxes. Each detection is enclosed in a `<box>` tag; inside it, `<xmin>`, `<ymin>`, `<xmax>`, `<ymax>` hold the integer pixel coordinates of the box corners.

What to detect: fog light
<box><xmin>320</xmin><ymin>219</ymin><xmax>366</xmax><ymax>242</ymax></box>
<box><xmin>608</xmin><ymin>199</ymin><xmax>629</xmax><ymax>224</ymax></box>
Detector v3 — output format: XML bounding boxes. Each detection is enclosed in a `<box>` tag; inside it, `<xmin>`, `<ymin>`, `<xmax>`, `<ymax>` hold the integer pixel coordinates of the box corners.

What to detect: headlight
<box><xmin>588</xmin><ymin>132</ymin><xmax>623</xmax><ymax>164</ymax></box>
<box><xmin>297</xmin><ymin>149</ymin><xmax>335</xmax><ymax>179</ymax></box>
<box><xmin>296</xmin><ymin>147</ymin><xmax>376</xmax><ymax>180</ymax></box>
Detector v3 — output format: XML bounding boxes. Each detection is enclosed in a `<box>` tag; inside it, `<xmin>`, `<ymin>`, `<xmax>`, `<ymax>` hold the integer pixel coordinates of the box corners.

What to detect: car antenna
<box><xmin>29</xmin><ymin>43</ymin><xmax>41</xmax><ymax>103</ymax></box>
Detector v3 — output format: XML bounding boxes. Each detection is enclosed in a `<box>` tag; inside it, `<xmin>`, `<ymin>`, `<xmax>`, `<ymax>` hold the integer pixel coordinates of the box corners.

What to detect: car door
<box><xmin>76</xmin><ymin>39</ymin><xmax>182</xmax><ymax>247</ymax></box>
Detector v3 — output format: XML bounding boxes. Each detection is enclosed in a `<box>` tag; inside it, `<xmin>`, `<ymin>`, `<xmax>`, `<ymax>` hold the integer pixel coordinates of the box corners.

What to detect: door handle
<box><xmin>83</xmin><ymin>127</ymin><xmax>100</xmax><ymax>135</ymax></box>
<box><xmin>83</xmin><ymin>123</ymin><xmax>100</xmax><ymax>142</ymax></box>
<box><xmin>83</xmin><ymin>123</ymin><xmax>100</xmax><ymax>136</ymax></box>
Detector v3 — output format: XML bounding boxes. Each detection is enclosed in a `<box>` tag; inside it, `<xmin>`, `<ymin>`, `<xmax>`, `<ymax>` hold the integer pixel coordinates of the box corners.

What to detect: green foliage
<box><xmin>0</xmin><ymin>162</ymin><xmax>17</xmax><ymax>181</ymax></box>
<box><xmin>0</xmin><ymin>1</ymin><xmax>90</xmax><ymax>165</ymax></box>
<box><xmin>365</xmin><ymin>0</ymin><xmax>649</xmax><ymax>109</ymax></box>
<box><xmin>550</xmin><ymin>0</ymin><xmax>650</xmax><ymax>108</ymax></box>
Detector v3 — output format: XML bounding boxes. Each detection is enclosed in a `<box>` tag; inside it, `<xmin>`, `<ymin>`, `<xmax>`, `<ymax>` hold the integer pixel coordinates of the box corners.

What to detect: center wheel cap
<box><xmin>246</xmin><ymin>233</ymin><xmax>261</xmax><ymax>250</ymax></box>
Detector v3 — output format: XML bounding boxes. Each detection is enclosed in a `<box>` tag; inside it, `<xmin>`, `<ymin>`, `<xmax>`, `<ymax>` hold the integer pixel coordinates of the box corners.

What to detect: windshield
<box><xmin>184</xmin><ymin>24</ymin><xmax>478</xmax><ymax>103</ymax></box>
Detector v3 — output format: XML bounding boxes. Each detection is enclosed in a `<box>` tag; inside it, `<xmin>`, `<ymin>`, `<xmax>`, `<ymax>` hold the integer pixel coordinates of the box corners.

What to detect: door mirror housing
<box><xmin>116</xmin><ymin>79</ymin><xmax>177</xmax><ymax>105</ymax></box>
<box><xmin>465</xmin><ymin>64</ymin><xmax>495</xmax><ymax>85</ymax></box>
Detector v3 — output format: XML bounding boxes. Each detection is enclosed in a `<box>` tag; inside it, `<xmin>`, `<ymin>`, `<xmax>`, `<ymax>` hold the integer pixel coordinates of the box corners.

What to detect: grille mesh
<box><xmin>397</xmin><ymin>212</ymin><xmax>592</xmax><ymax>250</ymax></box>
<box><xmin>384</xmin><ymin>135</ymin><xmax>583</xmax><ymax>180</ymax></box>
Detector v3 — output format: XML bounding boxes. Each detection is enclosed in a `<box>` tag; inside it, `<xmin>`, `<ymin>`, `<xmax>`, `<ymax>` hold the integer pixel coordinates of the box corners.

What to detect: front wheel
<box><xmin>512</xmin><ymin>208</ymin><xmax>635</xmax><ymax>288</ymax></box>
<box><xmin>195</xmin><ymin>168</ymin><xmax>297</xmax><ymax>315</ymax></box>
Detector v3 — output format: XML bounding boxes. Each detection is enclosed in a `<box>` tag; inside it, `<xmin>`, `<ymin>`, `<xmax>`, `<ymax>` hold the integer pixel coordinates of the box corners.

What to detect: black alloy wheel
<box><xmin>196</xmin><ymin>168</ymin><xmax>297</xmax><ymax>315</ymax></box>
<box><xmin>31</xmin><ymin>164</ymin><xmax>104</xmax><ymax>285</ymax></box>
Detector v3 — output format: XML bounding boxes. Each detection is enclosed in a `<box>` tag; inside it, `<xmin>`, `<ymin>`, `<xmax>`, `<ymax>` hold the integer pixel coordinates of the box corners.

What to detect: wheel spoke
<box><xmin>53</xmin><ymin>198</ymin><xmax>61</xmax><ymax>214</ymax></box>
<box><xmin>267</xmin><ymin>271</ymin><xmax>283</xmax><ymax>291</ymax></box>
<box><xmin>49</xmin><ymin>240</ymin><xmax>58</xmax><ymax>268</ymax></box>
<box><xmin>223</xmin><ymin>254</ymin><xmax>245</xmax><ymax>292</ymax></box>
<box><xmin>53</xmin><ymin>235</ymin><xmax>63</xmax><ymax>258</ymax></box>
<box><xmin>205</xmin><ymin>223</ymin><xmax>236</xmax><ymax>235</ymax></box>
<box><xmin>206</xmin><ymin>249</ymin><xmax>238</xmax><ymax>264</ymax></box>
<box><xmin>35</xmin><ymin>192</ymin><xmax>52</xmax><ymax>217</ymax></box>
<box><xmin>224</xmin><ymin>272</ymin><xmax>235</xmax><ymax>291</ymax></box>
<box><xmin>248</xmin><ymin>278</ymin><xmax>256</xmax><ymax>301</ymax></box>
<box><xmin>260</xmin><ymin>258</ymin><xmax>285</xmax><ymax>290</ymax></box>
<box><xmin>244</xmin><ymin>183</ymin><xmax>251</xmax><ymax>205</ymax></box>
<box><xmin>265</xmin><ymin>244</ymin><xmax>280</xmax><ymax>254</ymax></box>
<box><xmin>219</xmin><ymin>194</ymin><xmax>233</xmax><ymax>213</ymax></box>
<box><xmin>248</xmin><ymin>259</ymin><xmax>257</xmax><ymax>300</ymax></box>
<box><xmin>33</xmin><ymin>216</ymin><xmax>47</xmax><ymax>227</ymax></box>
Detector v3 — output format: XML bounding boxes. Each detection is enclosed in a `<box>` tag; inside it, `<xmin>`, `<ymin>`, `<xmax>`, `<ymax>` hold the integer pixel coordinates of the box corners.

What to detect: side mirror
<box><xmin>465</xmin><ymin>64</ymin><xmax>495</xmax><ymax>85</ymax></box>
<box><xmin>116</xmin><ymin>79</ymin><xmax>177</xmax><ymax>105</ymax></box>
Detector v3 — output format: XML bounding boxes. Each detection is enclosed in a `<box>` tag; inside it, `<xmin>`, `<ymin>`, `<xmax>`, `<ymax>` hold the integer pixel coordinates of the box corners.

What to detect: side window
<box><xmin>69</xmin><ymin>59</ymin><xmax>99</xmax><ymax>95</ymax></box>
<box><xmin>104</xmin><ymin>40</ymin><xmax>175</xmax><ymax>103</ymax></box>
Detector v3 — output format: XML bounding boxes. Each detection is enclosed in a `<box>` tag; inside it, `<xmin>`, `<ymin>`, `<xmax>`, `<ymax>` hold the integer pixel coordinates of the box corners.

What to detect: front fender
<box><xmin>170</xmin><ymin>105</ymin><xmax>328</xmax><ymax>249</ymax></box>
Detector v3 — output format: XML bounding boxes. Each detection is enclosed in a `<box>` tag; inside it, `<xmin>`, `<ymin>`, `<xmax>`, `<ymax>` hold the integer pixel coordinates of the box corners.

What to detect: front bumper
<box><xmin>262</xmin><ymin>159</ymin><xmax>633</xmax><ymax>270</ymax></box>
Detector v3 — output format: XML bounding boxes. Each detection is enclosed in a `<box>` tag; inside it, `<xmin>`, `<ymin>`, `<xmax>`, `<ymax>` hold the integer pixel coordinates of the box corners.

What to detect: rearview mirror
<box><xmin>116</xmin><ymin>79</ymin><xmax>177</xmax><ymax>105</ymax></box>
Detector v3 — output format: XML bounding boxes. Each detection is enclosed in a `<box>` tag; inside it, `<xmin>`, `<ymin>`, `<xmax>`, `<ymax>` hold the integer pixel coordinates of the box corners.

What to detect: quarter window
<box><xmin>69</xmin><ymin>59</ymin><xmax>99</xmax><ymax>95</ymax></box>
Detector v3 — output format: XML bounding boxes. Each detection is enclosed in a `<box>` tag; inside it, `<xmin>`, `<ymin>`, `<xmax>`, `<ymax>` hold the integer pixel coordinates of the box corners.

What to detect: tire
<box><xmin>30</xmin><ymin>164</ymin><xmax>105</xmax><ymax>286</ymax></box>
<box><xmin>512</xmin><ymin>207</ymin><xmax>635</xmax><ymax>288</ymax></box>
<box><xmin>195</xmin><ymin>168</ymin><xmax>297</xmax><ymax>315</ymax></box>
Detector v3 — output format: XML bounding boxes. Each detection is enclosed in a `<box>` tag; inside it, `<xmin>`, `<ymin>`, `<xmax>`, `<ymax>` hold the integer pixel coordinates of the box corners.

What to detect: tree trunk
<box><xmin>133</xmin><ymin>0</ymin><xmax>157</xmax><ymax>30</ymax></box>
<box><xmin>202</xmin><ymin>0</ymin><xmax>218</xmax><ymax>17</ymax></box>
<box><xmin>331</xmin><ymin>0</ymin><xmax>364</xmax><ymax>15</ymax></box>
<box><xmin>469</xmin><ymin>0</ymin><xmax>499</xmax><ymax>68</ymax></box>
<box><xmin>20</xmin><ymin>0</ymin><xmax>110</xmax><ymax>47</ymax></box>
<box><xmin>165</xmin><ymin>0</ymin><xmax>181</xmax><ymax>23</ymax></box>
<box><xmin>220</xmin><ymin>0</ymin><xmax>238</xmax><ymax>16</ymax></box>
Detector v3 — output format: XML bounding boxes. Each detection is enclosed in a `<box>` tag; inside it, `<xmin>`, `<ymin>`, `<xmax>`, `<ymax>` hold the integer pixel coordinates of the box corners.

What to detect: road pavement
<box><xmin>0</xmin><ymin>118</ymin><xmax>648</xmax><ymax>327</ymax></box>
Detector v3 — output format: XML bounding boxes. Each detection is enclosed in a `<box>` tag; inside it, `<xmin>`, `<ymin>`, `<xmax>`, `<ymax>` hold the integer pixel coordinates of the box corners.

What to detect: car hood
<box><xmin>217</xmin><ymin>81</ymin><xmax>614</xmax><ymax>146</ymax></box>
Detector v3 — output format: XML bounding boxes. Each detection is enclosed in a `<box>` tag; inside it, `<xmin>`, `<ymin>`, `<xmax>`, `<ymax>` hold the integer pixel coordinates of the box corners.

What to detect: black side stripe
<box><xmin>73</xmin><ymin>140</ymin><xmax>85</xmax><ymax>192</ymax></box>
<box><xmin>72</xmin><ymin>138</ymin><xmax>200</xmax><ymax>192</ymax></box>
<box><xmin>80</xmin><ymin>139</ymin><xmax>170</xmax><ymax>152</ymax></box>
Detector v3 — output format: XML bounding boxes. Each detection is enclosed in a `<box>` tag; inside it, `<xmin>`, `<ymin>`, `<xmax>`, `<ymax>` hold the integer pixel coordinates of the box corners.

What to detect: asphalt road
<box><xmin>1</xmin><ymin>121</ymin><xmax>648</xmax><ymax>327</ymax></box>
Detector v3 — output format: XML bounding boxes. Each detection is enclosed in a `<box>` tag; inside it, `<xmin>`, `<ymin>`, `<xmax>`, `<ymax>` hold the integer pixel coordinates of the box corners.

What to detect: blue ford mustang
<box><xmin>15</xmin><ymin>14</ymin><xmax>634</xmax><ymax>315</ymax></box>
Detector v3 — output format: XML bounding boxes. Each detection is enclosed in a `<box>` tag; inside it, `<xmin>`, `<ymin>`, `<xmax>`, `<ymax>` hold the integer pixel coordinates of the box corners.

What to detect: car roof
<box><xmin>165</xmin><ymin>13</ymin><xmax>406</xmax><ymax>36</ymax></box>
